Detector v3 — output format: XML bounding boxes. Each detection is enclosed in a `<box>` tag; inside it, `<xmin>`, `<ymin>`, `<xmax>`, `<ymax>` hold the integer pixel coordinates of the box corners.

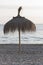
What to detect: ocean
<box><xmin>0</xmin><ymin>24</ymin><xmax>43</xmax><ymax>44</ymax></box>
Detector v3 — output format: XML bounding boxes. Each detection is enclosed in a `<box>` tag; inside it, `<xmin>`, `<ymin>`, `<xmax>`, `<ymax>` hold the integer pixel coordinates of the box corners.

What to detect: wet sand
<box><xmin>0</xmin><ymin>44</ymin><xmax>43</xmax><ymax>65</ymax></box>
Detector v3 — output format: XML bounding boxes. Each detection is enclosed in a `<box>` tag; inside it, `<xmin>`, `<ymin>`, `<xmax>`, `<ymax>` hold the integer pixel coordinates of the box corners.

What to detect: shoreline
<box><xmin>0</xmin><ymin>44</ymin><xmax>43</xmax><ymax>54</ymax></box>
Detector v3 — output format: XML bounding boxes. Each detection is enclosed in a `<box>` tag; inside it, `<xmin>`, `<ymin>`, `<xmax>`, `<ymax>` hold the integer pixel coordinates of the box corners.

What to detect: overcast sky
<box><xmin>0</xmin><ymin>0</ymin><xmax>43</xmax><ymax>7</ymax></box>
<box><xmin>0</xmin><ymin>0</ymin><xmax>43</xmax><ymax>24</ymax></box>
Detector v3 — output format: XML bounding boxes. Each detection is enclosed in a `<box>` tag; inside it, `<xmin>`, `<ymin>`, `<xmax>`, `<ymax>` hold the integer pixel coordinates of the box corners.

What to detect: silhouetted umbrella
<box><xmin>4</xmin><ymin>6</ymin><xmax>36</xmax><ymax>51</ymax></box>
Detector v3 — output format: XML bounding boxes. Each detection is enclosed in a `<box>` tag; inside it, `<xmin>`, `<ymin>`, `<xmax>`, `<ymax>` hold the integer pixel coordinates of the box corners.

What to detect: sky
<box><xmin>0</xmin><ymin>0</ymin><xmax>43</xmax><ymax>24</ymax></box>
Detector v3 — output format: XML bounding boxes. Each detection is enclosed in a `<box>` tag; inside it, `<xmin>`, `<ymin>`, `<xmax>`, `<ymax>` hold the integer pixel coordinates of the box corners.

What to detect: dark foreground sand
<box><xmin>0</xmin><ymin>44</ymin><xmax>43</xmax><ymax>65</ymax></box>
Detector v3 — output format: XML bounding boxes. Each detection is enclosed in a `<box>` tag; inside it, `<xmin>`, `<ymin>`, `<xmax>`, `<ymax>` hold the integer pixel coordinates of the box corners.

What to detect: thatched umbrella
<box><xmin>3</xmin><ymin>6</ymin><xmax>36</xmax><ymax>51</ymax></box>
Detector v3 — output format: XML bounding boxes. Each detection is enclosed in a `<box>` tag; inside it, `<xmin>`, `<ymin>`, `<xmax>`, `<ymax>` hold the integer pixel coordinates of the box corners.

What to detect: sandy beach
<box><xmin>0</xmin><ymin>44</ymin><xmax>43</xmax><ymax>65</ymax></box>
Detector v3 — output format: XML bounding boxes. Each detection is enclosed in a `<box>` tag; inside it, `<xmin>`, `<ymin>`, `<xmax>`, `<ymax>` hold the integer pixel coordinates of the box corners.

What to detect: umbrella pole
<box><xmin>19</xmin><ymin>29</ymin><xmax>21</xmax><ymax>52</ymax></box>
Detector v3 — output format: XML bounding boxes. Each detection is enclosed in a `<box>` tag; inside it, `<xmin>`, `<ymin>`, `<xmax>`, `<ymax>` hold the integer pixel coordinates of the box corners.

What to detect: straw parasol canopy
<box><xmin>3</xmin><ymin>6</ymin><xmax>36</xmax><ymax>51</ymax></box>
